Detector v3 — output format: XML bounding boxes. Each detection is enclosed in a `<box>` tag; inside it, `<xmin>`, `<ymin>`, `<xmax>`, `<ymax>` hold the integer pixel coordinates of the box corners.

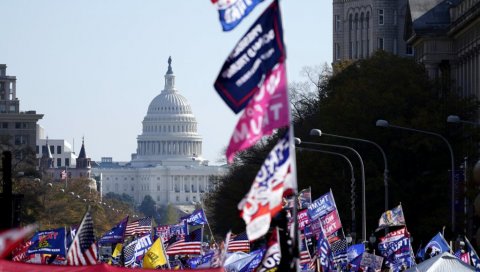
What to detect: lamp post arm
<box><xmin>297</xmin><ymin>147</ymin><xmax>356</xmax><ymax>232</ymax></box>
<box><xmin>322</xmin><ymin>132</ymin><xmax>389</xmax><ymax>210</ymax></box>
<box><xmin>300</xmin><ymin>141</ymin><xmax>367</xmax><ymax>242</ymax></box>
<box><xmin>388</xmin><ymin>124</ymin><xmax>456</xmax><ymax>233</ymax></box>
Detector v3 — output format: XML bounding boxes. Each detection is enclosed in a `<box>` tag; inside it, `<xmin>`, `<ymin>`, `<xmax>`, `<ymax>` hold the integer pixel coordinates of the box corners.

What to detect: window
<box><xmin>15</xmin><ymin>122</ymin><xmax>21</xmax><ymax>129</ymax></box>
<box><xmin>157</xmin><ymin>196</ymin><xmax>160</xmax><ymax>201</ymax></box>
<box><xmin>14</xmin><ymin>135</ymin><xmax>26</xmax><ymax>145</ymax></box>
<box><xmin>378</xmin><ymin>9</ymin><xmax>384</xmax><ymax>25</ymax></box>
<box><xmin>36</xmin><ymin>145</ymin><xmax>39</xmax><ymax>154</ymax></box>
<box><xmin>157</xmin><ymin>184</ymin><xmax>161</xmax><ymax>191</ymax></box>
<box><xmin>393</xmin><ymin>38</ymin><xmax>398</xmax><ymax>54</ymax></box>
<box><xmin>335</xmin><ymin>15</ymin><xmax>341</xmax><ymax>32</ymax></box>
<box><xmin>186</xmin><ymin>196</ymin><xmax>189</xmax><ymax>202</ymax></box>
<box><xmin>176</xmin><ymin>195</ymin><xmax>179</xmax><ymax>202</ymax></box>
<box><xmin>50</xmin><ymin>145</ymin><xmax>54</xmax><ymax>154</ymax></box>
<box><xmin>1</xmin><ymin>122</ymin><xmax>7</xmax><ymax>128</ymax></box>
<box><xmin>65</xmin><ymin>158</ymin><xmax>70</xmax><ymax>167</ymax></box>
<box><xmin>57</xmin><ymin>146</ymin><xmax>61</xmax><ymax>154</ymax></box>
<box><xmin>378</xmin><ymin>38</ymin><xmax>384</xmax><ymax>50</ymax></box>
<box><xmin>349</xmin><ymin>42</ymin><xmax>353</xmax><ymax>58</ymax></box>
<box><xmin>393</xmin><ymin>10</ymin><xmax>397</xmax><ymax>25</ymax></box>
<box><xmin>349</xmin><ymin>14</ymin><xmax>353</xmax><ymax>30</ymax></box>
<box><xmin>406</xmin><ymin>45</ymin><xmax>414</xmax><ymax>55</ymax></box>
<box><xmin>57</xmin><ymin>158</ymin><xmax>61</xmax><ymax>167</ymax></box>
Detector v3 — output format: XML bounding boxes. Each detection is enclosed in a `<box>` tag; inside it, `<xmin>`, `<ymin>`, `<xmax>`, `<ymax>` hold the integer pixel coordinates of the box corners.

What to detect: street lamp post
<box><xmin>376</xmin><ymin>119</ymin><xmax>456</xmax><ymax>233</ymax></box>
<box><xmin>296</xmin><ymin>138</ymin><xmax>368</xmax><ymax>242</ymax></box>
<box><xmin>447</xmin><ymin>115</ymin><xmax>480</xmax><ymax>126</ymax></box>
<box><xmin>310</xmin><ymin>128</ymin><xmax>390</xmax><ymax>211</ymax></box>
<box><xmin>295</xmin><ymin>143</ymin><xmax>357</xmax><ymax>238</ymax></box>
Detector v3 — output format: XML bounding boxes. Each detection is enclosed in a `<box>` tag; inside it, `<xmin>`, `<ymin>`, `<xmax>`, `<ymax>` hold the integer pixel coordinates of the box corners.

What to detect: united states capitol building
<box><xmin>92</xmin><ymin>58</ymin><xmax>227</xmax><ymax>209</ymax></box>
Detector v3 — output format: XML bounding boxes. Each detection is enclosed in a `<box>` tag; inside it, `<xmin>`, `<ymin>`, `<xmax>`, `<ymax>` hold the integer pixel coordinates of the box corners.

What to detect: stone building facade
<box><xmin>332</xmin><ymin>0</ymin><xmax>411</xmax><ymax>63</ymax></box>
<box><xmin>0</xmin><ymin>64</ymin><xmax>43</xmax><ymax>163</ymax></box>
<box><xmin>405</xmin><ymin>0</ymin><xmax>480</xmax><ymax>107</ymax></box>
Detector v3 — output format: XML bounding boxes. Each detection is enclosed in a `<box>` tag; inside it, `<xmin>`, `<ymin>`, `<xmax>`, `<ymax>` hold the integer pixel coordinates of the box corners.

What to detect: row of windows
<box><xmin>55</xmin><ymin>158</ymin><xmax>70</xmax><ymax>167</ymax></box>
<box><xmin>335</xmin><ymin>9</ymin><xmax>398</xmax><ymax>32</ymax></box>
<box><xmin>336</xmin><ymin>39</ymin><xmax>413</xmax><ymax>60</ymax></box>
<box><xmin>1</xmin><ymin>122</ymin><xmax>30</xmax><ymax>129</ymax></box>
<box><xmin>106</xmin><ymin>182</ymin><xmax>213</xmax><ymax>193</ymax></box>
<box><xmin>144</xmin><ymin>124</ymin><xmax>197</xmax><ymax>133</ymax></box>
<box><xmin>14</xmin><ymin>135</ymin><xmax>29</xmax><ymax>145</ymax></box>
<box><xmin>36</xmin><ymin>145</ymin><xmax>62</xmax><ymax>155</ymax></box>
<box><xmin>0</xmin><ymin>104</ymin><xmax>17</xmax><ymax>113</ymax></box>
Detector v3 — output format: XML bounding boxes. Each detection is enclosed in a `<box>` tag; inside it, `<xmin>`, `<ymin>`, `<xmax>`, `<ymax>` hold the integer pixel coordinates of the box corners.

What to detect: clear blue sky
<box><xmin>1</xmin><ymin>0</ymin><xmax>332</xmax><ymax>164</ymax></box>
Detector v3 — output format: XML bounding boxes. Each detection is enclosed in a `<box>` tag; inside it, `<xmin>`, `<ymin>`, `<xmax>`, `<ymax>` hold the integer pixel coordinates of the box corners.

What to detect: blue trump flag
<box><xmin>214</xmin><ymin>0</ymin><xmax>285</xmax><ymax>114</ymax></box>
<box><xmin>99</xmin><ymin>216</ymin><xmax>128</xmax><ymax>244</ymax></box>
<box><xmin>347</xmin><ymin>243</ymin><xmax>365</xmax><ymax>262</ymax></box>
<box><xmin>181</xmin><ymin>209</ymin><xmax>208</xmax><ymax>226</ymax></box>
<box><xmin>211</xmin><ymin>0</ymin><xmax>265</xmax><ymax>32</ymax></box>
<box><xmin>424</xmin><ymin>232</ymin><xmax>450</xmax><ymax>257</ymax></box>
<box><xmin>27</xmin><ymin>227</ymin><xmax>67</xmax><ymax>256</ymax></box>
<box><xmin>307</xmin><ymin>191</ymin><xmax>336</xmax><ymax>221</ymax></box>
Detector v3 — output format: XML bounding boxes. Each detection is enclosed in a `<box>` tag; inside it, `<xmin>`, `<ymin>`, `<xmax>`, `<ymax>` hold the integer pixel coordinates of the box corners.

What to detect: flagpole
<box><xmin>200</xmin><ymin>201</ymin><xmax>218</xmax><ymax>247</ymax></box>
<box><xmin>287</xmin><ymin>79</ymin><xmax>300</xmax><ymax>272</ymax></box>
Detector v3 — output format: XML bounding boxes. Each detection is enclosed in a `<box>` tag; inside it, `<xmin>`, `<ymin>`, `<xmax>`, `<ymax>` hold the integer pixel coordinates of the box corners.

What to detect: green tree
<box><xmin>138</xmin><ymin>195</ymin><xmax>159</xmax><ymax>223</ymax></box>
<box><xmin>207</xmin><ymin>52</ymin><xmax>479</xmax><ymax>244</ymax></box>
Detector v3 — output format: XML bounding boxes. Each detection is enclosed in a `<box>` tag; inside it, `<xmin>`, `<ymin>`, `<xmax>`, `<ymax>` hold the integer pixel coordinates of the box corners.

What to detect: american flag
<box><xmin>66</xmin><ymin>210</ymin><xmax>97</xmax><ymax>265</ymax></box>
<box><xmin>227</xmin><ymin>232</ymin><xmax>250</xmax><ymax>253</ymax></box>
<box><xmin>331</xmin><ymin>238</ymin><xmax>348</xmax><ymax>265</ymax></box>
<box><xmin>299</xmin><ymin>235</ymin><xmax>311</xmax><ymax>266</ymax></box>
<box><xmin>123</xmin><ymin>239</ymin><xmax>138</xmax><ymax>267</ymax></box>
<box><xmin>167</xmin><ymin>228</ymin><xmax>203</xmax><ymax>255</ymax></box>
<box><xmin>125</xmin><ymin>217</ymin><xmax>152</xmax><ymax>237</ymax></box>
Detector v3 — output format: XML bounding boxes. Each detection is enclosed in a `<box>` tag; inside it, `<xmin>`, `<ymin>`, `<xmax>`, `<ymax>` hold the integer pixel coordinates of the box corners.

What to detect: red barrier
<box><xmin>0</xmin><ymin>260</ymin><xmax>224</xmax><ymax>272</ymax></box>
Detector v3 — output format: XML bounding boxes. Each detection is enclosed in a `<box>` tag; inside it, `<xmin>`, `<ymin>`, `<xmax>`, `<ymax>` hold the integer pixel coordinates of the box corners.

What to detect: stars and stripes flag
<box><xmin>125</xmin><ymin>217</ymin><xmax>152</xmax><ymax>237</ymax></box>
<box><xmin>166</xmin><ymin>228</ymin><xmax>203</xmax><ymax>255</ymax></box>
<box><xmin>299</xmin><ymin>234</ymin><xmax>311</xmax><ymax>266</ymax></box>
<box><xmin>123</xmin><ymin>239</ymin><xmax>138</xmax><ymax>267</ymax></box>
<box><xmin>227</xmin><ymin>232</ymin><xmax>250</xmax><ymax>253</ymax></box>
<box><xmin>66</xmin><ymin>210</ymin><xmax>97</xmax><ymax>266</ymax></box>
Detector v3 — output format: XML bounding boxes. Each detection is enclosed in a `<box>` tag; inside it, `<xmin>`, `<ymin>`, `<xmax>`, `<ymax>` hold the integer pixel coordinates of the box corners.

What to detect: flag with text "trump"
<box><xmin>214</xmin><ymin>0</ymin><xmax>285</xmax><ymax>114</ymax></box>
<box><xmin>210</xmin><ymin>0</ymin><xmax>265</xmax><ymax>32</ymax></box>
<box><xmin>226</xmin><ymin>62</ymin><xmax>289</xmax><ymax>163</ymax></box>
<box><xmin>237</xmin><ymin>129</ymin><xmax>296</xmax><ymax>241</ymax></box>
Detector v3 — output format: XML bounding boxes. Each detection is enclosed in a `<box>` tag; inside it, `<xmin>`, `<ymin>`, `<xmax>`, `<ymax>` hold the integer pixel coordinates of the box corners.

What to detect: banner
<box><xmin>214</xmin><ymin>0</ymin><xmax>285</xmax><ymax>113</ymax></box>
<box><xmin>360</xmin><ymin>252</ymin><xmax>383</xmax><ymax>271</ymax></box>
<box><xmin>27</xmin><ymin>228</ymin><xmax>66</xmax><ymax>256</ymax></box>
<box><xmin>297</xmin><ymin>209</ymin><xmax>310</xmax><ymax>231</ymax></box>
<box><xmin>226</xmin><ymin>62</ymin><xmax>289</xmax><ymax>163</ymax></box>
<box><xmin>307</xmin><ymin>191</ymin><xmax>336</xmax><ymax>221</ymax></box>
<box><xmin>256</xmin><ymin>228</ymin><xmax>281</xmax><ymax>272</ymax></box>
<box><xmin>211</xmin><ymin>0</ymin><xmax>265</xmax><ymax>31</ymax></box>
<box><xmin>238</xmin><ymin>129</ymin><xmax>295</xmax><ymax>241</ymax></box>
<box><xmin>465</xmin><ymin>236</ymin><xmax>480</xmax><ymax>271</ymax></box>
<box><xmin>378</xmin><ymin>228</ymin><xmax>414</xmax><ymax>271</ymax></box>
<box><xmin>320</xmin><ymin>209</ymin><xmax>342</xmax><ymax>238</ymax></box>
<box><xmin>154</xmin><ymin>225</ymin><xmax>171</xmax><ymax>243</ymax></box>
<box><xmin>143</xmin><ymin>238</ymin><xmax>168</xmax><ymax>269</ymax></box>
<box><xmin>181</xmin><ymin>209</ymin><xmax>208</xmax><ymax>226</ymax></box>
<box><xmin>99</xmin><ymin>216</ymin><xmax>128</xmax><ymax>244</ymax></box>
<box><xmin>423</xmin><ymin>232</ymin><xmax>450</xmax><ymax>257</ymax></box>
<box><xmin>376</xmin><ymin>204</ymin><xmax>406</xmax><ymax>231</ymax></box>
<box><xmin>317</xmin><ymin>230</ymin><xmax>334</xmax><ymax>272</ymax></box>
<box><xmin>133</xmin><ymin>234</ymin><xmax>153</xmax><ymax>264</ymax></box>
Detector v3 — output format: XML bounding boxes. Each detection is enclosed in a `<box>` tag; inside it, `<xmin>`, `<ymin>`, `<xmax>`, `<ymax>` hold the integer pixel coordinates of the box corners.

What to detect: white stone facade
<box><xmin>93</xmin><ymin>58</ymin><xmax>227</xmax><ymax>205</ymax></box>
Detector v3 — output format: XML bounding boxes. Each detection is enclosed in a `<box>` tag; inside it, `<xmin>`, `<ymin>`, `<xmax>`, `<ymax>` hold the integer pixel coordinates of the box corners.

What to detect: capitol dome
<box><xmin>131</xmin><ymin>57</ymin><xmax>204</xmax><ymax>167</ymax></box>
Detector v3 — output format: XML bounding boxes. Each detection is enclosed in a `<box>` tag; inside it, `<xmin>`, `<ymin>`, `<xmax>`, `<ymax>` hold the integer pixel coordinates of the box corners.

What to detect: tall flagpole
<box><xmin>285</xmin><ymin>63</ymin><xmax>300</xmax><ymax>271</ymax></box>
<box><xmin>200</xmin><ymin>202</ymin><xmax>218</xmax><ymax>247</ymax></box>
